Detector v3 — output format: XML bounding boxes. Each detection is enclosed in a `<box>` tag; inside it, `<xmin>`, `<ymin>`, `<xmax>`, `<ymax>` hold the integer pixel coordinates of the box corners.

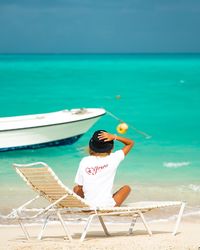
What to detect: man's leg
<box><xmin>113</xmin><ymin>185</ymin><xmax>131</xmax><ymax>206</ymax></box>
<box><xmin>73</xmin><ymin>185</ymin><xmax>85</xmax><ymax>198</ymax></box>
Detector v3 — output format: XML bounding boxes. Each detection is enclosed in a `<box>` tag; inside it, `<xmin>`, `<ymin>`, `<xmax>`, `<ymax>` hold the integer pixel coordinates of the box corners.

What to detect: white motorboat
<box><xmin>0</xmin><ymin>108</ymin><xmax>106</xmax><ymax>152</ymax></box>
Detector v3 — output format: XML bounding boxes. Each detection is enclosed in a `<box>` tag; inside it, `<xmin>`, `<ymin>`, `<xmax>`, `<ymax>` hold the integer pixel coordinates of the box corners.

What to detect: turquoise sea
<box><xmin>0</xmin><ymin>54</ymin><xmax>200</xmax><ymax>219</ymax></box>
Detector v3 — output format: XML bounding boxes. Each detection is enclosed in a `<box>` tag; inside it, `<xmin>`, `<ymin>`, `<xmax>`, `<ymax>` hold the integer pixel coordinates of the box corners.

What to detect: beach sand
<box><xmin>0</xmin><ymin>219</ymin><xmax>199</xmax><ymax>250</ymax></box>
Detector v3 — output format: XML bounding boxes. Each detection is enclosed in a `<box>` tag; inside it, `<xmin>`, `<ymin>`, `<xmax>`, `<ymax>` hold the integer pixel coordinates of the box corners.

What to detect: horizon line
<box><xmin>0</xmin><ymin>52</ymin><xmax>200</xmax><ymax>56</ymax></box>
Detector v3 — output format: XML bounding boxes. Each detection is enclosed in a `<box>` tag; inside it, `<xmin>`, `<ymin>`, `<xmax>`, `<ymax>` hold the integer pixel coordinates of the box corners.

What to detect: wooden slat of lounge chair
<box><xmin>39</xmin><ymin>190</ymin><xmax>66</xmax><ymax>195</ymax></box>
<box><xmin>19</xmin><ymin>168</ymin><xmax>50</xmax><ymax>173</ymax></box>
<box><xmin>31</xmin><ymin>182</ymin><xmax>62</xmax><ymax>186</ymax></box>
<box><xmin>24</xmin><ymin>178</ymin><xmax>58</xmax><ymax>183</ymax></box>
<box><xmin>39</xmin><ymin>192</ymin><xmax>67</xmax><ymax>195</ymax></box>
<box><xmin>20</xmin><ymin>175</ymin><xmax>53</xmax><ymax>181</ymax></box>
<box><xmin>30</xmin><ymin>182</ymin><xmax>63</xmax><ymax>189</ymax></box>
<box><xmin>56</xmin><ymin>202</ymin><xmax>87</xmax><ymax>208</ymax></box>
<box><xmin>59</xmin><ymin>204</ymin><xmax>87</xmax><ymax>208</ymax></box>
<box><xmin>59</xmin><ymin>198</ymin><xmax>83</xmax><ymax>203</ymax></box>
<box><xmin>26</xmin><ymin>180</ymin><xmax>59</xmax><ymax>184</ymax></box>
<box><xmin>47</xmin><ymin>193</ymin><xmax>69</xmax><ymax>197</ymax></box>
<box><xmin>58</xmin><ymin>197</ymin><xmax>86</xmax><ymax>203</ymax></box>
<box><xmin>27</xmin><ymin>179</ymin><xmax>63</xmax><ymax>183</ymax></box>
<box><xmin>33</xmin><ymin>184</ymin><xmax>59</xmax><ymax>188</ymax></box>
<box><xmin>59</xmin><ymin>202</ymin><xmax>86</xmax><ymax>206</ymax></box>
<box><xmin>20</xmin><ymin>171</ymin><xmax>54</xmax><ymax>176</ymax></box>
<box><xmin>19</xmin><ymin>171</ymin><xmax>51</xmax><ymax>176</ymax></box>
<box><xmin>60</xmin><ymin>204</ymin><xmax>88</xmax><ymax>208</ymax></box>
<box><xmin>21</xmin><ymin>175</ymin><xmax>57</xmax><ymax>180</ymax></box>
<box><xmin>58</xmin><ymin>201</ymin><xmax>86</xmax><ymax>206</ymax></box>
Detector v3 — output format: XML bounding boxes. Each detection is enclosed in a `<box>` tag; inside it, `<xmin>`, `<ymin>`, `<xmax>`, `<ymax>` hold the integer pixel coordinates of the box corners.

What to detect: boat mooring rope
<box><xmin>107</xmin><ymin>110</ymin><xmax>152</xmax><ymax>139</ymax></box>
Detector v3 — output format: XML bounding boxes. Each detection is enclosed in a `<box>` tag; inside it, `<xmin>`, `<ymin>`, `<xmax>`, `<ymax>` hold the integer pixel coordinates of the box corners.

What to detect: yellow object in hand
<box><xmin>116</xmin><ymin>123</ymin><xmax>128</xmax><ymax>134</ymax></box>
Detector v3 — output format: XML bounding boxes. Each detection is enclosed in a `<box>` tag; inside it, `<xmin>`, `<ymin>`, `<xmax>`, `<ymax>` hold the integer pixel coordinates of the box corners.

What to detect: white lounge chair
<box><xmin>8</xmin><ymin>162</ymin><xmax>185</xmax><ymax>241</ymax></box>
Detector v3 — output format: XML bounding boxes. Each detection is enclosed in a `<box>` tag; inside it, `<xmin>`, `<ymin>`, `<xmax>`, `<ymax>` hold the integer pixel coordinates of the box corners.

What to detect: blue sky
<box><xmin>0</xmin><ymin>0</ymin><xmax>200</xmax><ymax>53</ymax></box>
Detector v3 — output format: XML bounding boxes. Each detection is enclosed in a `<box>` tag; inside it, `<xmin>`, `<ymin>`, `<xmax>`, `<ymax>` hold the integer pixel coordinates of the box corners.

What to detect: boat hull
<box><xmin>0</xmin><ymin>134</ymin><xmax>83</xmax><ymax>152</ymax></box>
<box><xmin>0</xmin><ymin>108</ymin><xmax>105</xmax><ymax>152</ymax></box>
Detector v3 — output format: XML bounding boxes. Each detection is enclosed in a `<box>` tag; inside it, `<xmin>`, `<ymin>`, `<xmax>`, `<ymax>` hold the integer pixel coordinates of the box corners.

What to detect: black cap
<box><xmin>89</xmin><ymin>130</ymin><xmax>114</xmax><ymax>153</ymax></box>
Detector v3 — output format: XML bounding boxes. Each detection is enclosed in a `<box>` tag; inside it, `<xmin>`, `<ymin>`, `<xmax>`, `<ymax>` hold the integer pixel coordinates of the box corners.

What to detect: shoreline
<box><xmin>1</xmin><ymin>210</ymin><xmax>200</xmax><ymax>226</ymax></box>
<box><xmin>1</xmin><ymin>201</ymin><xmax>200</xmax><ymax>226</ymax></box>
<box><xmin>0</xmin><ymin>220</ymin><xmax>199</xmax><ymax>250</ymax></box>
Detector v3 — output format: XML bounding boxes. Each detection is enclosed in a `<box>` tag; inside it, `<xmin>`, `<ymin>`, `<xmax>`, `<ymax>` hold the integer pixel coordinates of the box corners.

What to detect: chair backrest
<box><xmin>13</xmin><ymin>162</ymin><xmax>90</xmax><ymax>209</ymax></box>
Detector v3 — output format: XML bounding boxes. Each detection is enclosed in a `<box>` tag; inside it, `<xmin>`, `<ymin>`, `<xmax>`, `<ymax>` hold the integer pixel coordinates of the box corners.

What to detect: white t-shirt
<box><xmin>75</xmin><ymin>150</ymin><xmax>125</xmax><ymax>208</ymax></box>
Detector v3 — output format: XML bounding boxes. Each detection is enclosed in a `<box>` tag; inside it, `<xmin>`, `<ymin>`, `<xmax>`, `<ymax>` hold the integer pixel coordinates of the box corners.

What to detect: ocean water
<box><xmin>0</xmin><ymin>54</ymin><xmax>200</xmax><ymax>218</ymax></box>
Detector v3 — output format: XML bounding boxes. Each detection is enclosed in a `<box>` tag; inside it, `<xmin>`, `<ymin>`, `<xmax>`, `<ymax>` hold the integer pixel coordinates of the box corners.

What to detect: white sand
<box><xmin>0</xmin><ymin>219</ymin><xmax>199</xmax><ymax>250</ymax></box>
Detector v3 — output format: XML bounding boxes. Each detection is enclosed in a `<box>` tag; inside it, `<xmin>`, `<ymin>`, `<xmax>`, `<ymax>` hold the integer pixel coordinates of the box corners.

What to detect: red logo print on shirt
<box><xmin>85</xmin><ymin>164</ymin><xmax>108</xmax><ymax>175</ymax></box>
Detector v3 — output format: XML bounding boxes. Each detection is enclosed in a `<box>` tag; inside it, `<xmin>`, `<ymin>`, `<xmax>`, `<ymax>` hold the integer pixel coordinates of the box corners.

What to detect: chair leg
<box><xmin>98</xmin><ymin>216</ymin><xmax>110</xmax><ymax>236</ymax></box>
<box><xmin>172</xmin><ymin>202</ymin><xmax>186</xmax><ymax>236</ymax></box>
<box><xmin>56</xmin><ymin>211</ymin><xmax>73</xmax><ymax>241</ymax></box>
<box><xmin>128</xmin><ymin>215</ymin><xmax>138</xmax><ymax>235</ymax></box>
<box><xmin>37</xmin><ymin>214</ymin><xmax>50</xmax><ymax>240</ymax></box>
<box><xmin>18</xmin><ymin>219</ymin><xmax>30</xmax><ymax>240</ymax></box>
<box><xmin>80</xmin><ymin>215</ymin><xmax>94</xmax><ymax>242</ymax></box>
<box><xmin>138</xmin><ymin>211</ymin><xmax>152</xmax><ymax>236</ymax></box>
<box><xmin>16</xmin><ymin>211</ymin><xmax>30</xmax><ymax>240</ymax></box>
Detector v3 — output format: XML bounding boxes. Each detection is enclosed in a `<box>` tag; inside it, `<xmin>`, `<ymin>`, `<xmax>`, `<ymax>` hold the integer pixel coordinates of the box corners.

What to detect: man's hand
<box><xmin>98</xmin><ymin>131</ymin><xmax>115</xmax><ymax>142</ymax></box>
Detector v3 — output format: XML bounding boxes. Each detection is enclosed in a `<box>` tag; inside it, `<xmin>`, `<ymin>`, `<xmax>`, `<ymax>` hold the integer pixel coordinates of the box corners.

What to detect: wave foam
<box><xmin>188</xmin><ymin>184</ymin><xmax>200</xmax><ymax>192</ymax></box>
<box><xmin>163</xmin><ymin>161</ymin><xmax>190</xmax><ymax>168</ymax></box>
